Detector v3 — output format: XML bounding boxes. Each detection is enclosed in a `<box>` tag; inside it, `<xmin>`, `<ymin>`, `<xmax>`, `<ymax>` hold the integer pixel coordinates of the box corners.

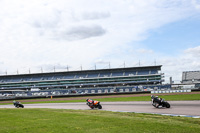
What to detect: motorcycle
<box><xmin>13</xmin><ymin>101</ymin><xmax>24</xmax><ymax>108</ymax></box>
<box><xmin>87</xmin><ymin>100</ymin><xmax>102</xmax><ymax>109</ymax></box>
<box><xmin>151</xmin><ymin>96</ymin><xmax>170</xmax><ymax>108</ymax></box>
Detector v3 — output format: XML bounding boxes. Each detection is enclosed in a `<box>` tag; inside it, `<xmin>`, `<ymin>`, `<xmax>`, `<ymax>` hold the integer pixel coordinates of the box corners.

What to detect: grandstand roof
<box><xmin>0</xmin><ymin>65</ymin><xmax>162</xmax><ymax>78</ymax></box>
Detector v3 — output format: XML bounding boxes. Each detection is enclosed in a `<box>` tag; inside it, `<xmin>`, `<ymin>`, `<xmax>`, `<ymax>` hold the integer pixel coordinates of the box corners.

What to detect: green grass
<box><xmin>0</xmin><ymin>109</ymin><xmax>199</xmax><ymax>133</ymax></box>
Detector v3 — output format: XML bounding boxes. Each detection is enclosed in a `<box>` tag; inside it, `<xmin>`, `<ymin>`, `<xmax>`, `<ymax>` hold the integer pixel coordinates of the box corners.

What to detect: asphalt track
<box><xmin>0</xmin><ymin>101</ymin><xmax>200</xmax><ymax>117</ymax></box>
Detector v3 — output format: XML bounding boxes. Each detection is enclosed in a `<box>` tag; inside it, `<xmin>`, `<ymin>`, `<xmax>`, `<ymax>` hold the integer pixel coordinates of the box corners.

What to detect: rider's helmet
<box><xmin>13</xmin><ymin>100</ymin><xmax>16</xmax><ymax>103</ymax></box>
<box><xmin>86</xmin><ymin>99</ymin><xmax>89</xmax><ymax>102</ymax></box>
<box><xmin>151</xmin><ymin>95</ymin><xmax>155</xmax><ymax>99</ymax></box>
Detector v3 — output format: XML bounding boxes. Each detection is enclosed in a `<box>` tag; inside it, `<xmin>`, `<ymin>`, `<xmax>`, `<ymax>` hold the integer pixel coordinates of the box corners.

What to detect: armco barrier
<box><xmin>151</xmin><ymin>90</ymin><xmax>191</xmax><ymax>94</ymax></box>
<box><xmin>0</xmin><ymin>91</ymin><xmax>151</xmax><ymax>101</ymax></box>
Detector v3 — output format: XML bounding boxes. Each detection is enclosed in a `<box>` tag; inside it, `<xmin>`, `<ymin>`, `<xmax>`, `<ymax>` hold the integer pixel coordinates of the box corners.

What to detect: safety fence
<box><xmin>151</xmin><ymin>89</ymin><xmax>191</xmax><ymax>94</ymax></box>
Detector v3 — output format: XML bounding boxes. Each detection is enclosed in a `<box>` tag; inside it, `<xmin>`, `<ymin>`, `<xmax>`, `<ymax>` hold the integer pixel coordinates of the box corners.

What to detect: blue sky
<box><xmin>0</xmin><ymin>0</ymin><xmax>200</xmax><ymax>83</ymax></box>
<box><xmin>142</xmin><ymin>16</ymin><xmax>200</xmax><ymax>56</ymax></box>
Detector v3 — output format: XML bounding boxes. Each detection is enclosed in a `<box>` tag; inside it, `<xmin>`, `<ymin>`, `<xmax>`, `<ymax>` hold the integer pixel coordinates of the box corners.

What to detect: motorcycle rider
<box><xmin>13</xmin><ymin>100</ymin><xmax>19</xmax><ymax>105</ymax></box>
<box><xmin>13</xmin><ymin>100</ymin><xmax>23</xmax><ymax>108</ymax></box>
<box><xmin>86</xmin><ymin>99</ymin><xmax>94</xmax><ymax>106</ymax></box>
<box><xmin>86</xmin><ymin>99</ymin><xmax>100</xmax><ymax>106</ymax></box>
<box><xmin>151</xmin><ymin>95</ymin><xmax>163</xmax><ymax>107</ymax></box>
<box><xmin>86</xmin><ymin>98</ymin><xmax>102</xmax><ymax>109</ymax></box>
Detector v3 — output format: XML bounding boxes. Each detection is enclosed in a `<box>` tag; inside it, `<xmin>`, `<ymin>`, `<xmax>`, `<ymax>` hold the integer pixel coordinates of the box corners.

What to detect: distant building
<box><xmin>182</xmin><ymin>71</ymin><xmax>200</xmax><ymax>89</ymax></box>
<box><xmin>169</xmin><ymin>77</ymin><xmax>174</xmax><ymax>84</ymax></box>
<box><xmin>182</xmin><ymin>71</ymin><xmax>200</xmax><ymax>84</ymax></box>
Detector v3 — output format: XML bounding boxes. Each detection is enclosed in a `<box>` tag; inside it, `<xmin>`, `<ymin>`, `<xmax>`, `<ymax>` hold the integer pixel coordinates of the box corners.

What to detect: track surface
<box><xmin>1</xmin><ymin>101</ymin><xmax>200</xmax><ymax>116</ymax></box>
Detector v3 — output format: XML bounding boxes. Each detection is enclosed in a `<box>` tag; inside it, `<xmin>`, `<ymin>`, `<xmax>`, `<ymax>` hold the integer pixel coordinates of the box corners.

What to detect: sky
<box><xmin>0</xmin><ymin>0</ymin><xmax>200</xmax><ymax>83</ymax></box>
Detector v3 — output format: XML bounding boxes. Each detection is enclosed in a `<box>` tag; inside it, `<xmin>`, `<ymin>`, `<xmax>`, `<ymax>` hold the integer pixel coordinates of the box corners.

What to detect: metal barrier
<box><xmin>0</xmin><ymin>84</ymin><xmax>173</xmax><ymax>100</ymax></box>
<box><xmin>151</xmin><ymin>90</ymin><xmax>191</xmax><ymax>94</ymax></box>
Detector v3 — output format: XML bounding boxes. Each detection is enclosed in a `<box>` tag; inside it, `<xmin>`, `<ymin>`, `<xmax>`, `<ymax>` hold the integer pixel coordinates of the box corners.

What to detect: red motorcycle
<box><xmin>86</xmin><ymin>99</ymin><xmax>102</xmax><ymax>109</ymax></box>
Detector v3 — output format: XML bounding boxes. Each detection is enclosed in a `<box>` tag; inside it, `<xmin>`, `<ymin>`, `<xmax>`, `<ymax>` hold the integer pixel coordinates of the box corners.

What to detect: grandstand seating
<box><xmin>110</xmin><ymin>72</ymin><xmax>123</xmax><ymax>77</ymax></box>
<box><xmin>150</xmin><ymin>70</ymin><xmax>158</xmax><ymax>74</ymax></box>
<box><xmin>0</xmin><ymin>65</ymin><xmax>163</xmax><ymax>90</ymax></box>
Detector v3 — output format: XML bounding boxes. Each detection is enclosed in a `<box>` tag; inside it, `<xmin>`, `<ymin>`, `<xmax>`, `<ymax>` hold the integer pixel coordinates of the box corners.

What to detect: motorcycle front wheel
<box><xmin>98</xmin><ymin>105</ymin><xmax>102</xmax><ymax>109</ymax></box>
<box><xmin>165</xmin><ymin>102</ymin><xmax>170</xmax><ymax>108</ymax></box>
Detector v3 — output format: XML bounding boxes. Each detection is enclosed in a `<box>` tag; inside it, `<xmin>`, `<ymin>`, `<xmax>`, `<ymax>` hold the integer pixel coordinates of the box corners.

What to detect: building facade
<box><xmin>0</xmin><ymin>65</ymin><xmax>170</xmax><ymax>97</ymax></box>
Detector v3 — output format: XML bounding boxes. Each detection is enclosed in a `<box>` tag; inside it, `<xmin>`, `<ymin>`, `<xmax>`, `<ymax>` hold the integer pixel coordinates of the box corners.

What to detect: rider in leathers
<box><xmin>86</xmin><ymin>99</ymin><xmax>94</xmax><ymax>106</ymax></box>
<box><xmin>151</xmin><ymin>95</ymin><xmax>163</xmax><ymax>107</ymax></box>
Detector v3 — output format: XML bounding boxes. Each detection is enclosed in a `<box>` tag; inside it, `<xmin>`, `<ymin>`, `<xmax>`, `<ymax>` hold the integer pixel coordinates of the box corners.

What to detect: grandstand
<box><xmin>182</xmin><ymin>71</ymin><xmax>200</xmax><ymax>84</ymax></box>
<box><xmin>0</xmin><ymin>65</ymin><xmax>169</xmax><ymax>97</ymax></box>
<box><xmin>182</xmin><ymin>71</ymin><xmax>200</xmax><ymax>89</ymax></box>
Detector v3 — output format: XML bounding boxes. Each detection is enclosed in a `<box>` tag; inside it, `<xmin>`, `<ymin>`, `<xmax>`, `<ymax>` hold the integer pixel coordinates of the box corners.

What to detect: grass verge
<box><xmin>0</xmin><ymin>109</ymin><xmax>199</xmax><ymax>133</ymax></box>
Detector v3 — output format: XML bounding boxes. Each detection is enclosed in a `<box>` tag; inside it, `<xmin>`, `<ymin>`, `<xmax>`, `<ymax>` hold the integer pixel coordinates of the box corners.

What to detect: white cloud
<box><xmin>184</xmin><ymin>46</ymin><xmax>200</xmax><ymax>57</ymax></box>
<box><xmin>156</xmin><ymin>45</ymin><xmax>200</xmax><ymax>83</ymax></box>
<box><xmin>0</xmin><ymin>0</ymin><xmax>199</xmax><ymax>83</ymax></box>
<box><xmin>60</xmin><ymin>25</ymin><xmax>106</xmax><ymax>41</ymax></box>
<box><xmin>192</xmin><ymin>0</ymin><xmax>200</xmax><ymax>10</ymax></box>
<box><xmin>136</xmin><ymin>49</ymin><xmax>154</xmax><ymax>54</ymax></box>
<box><xmin>82</xmin><ymin>11</ymin><xmax>110</xmax><ymax>20</ymax></box>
